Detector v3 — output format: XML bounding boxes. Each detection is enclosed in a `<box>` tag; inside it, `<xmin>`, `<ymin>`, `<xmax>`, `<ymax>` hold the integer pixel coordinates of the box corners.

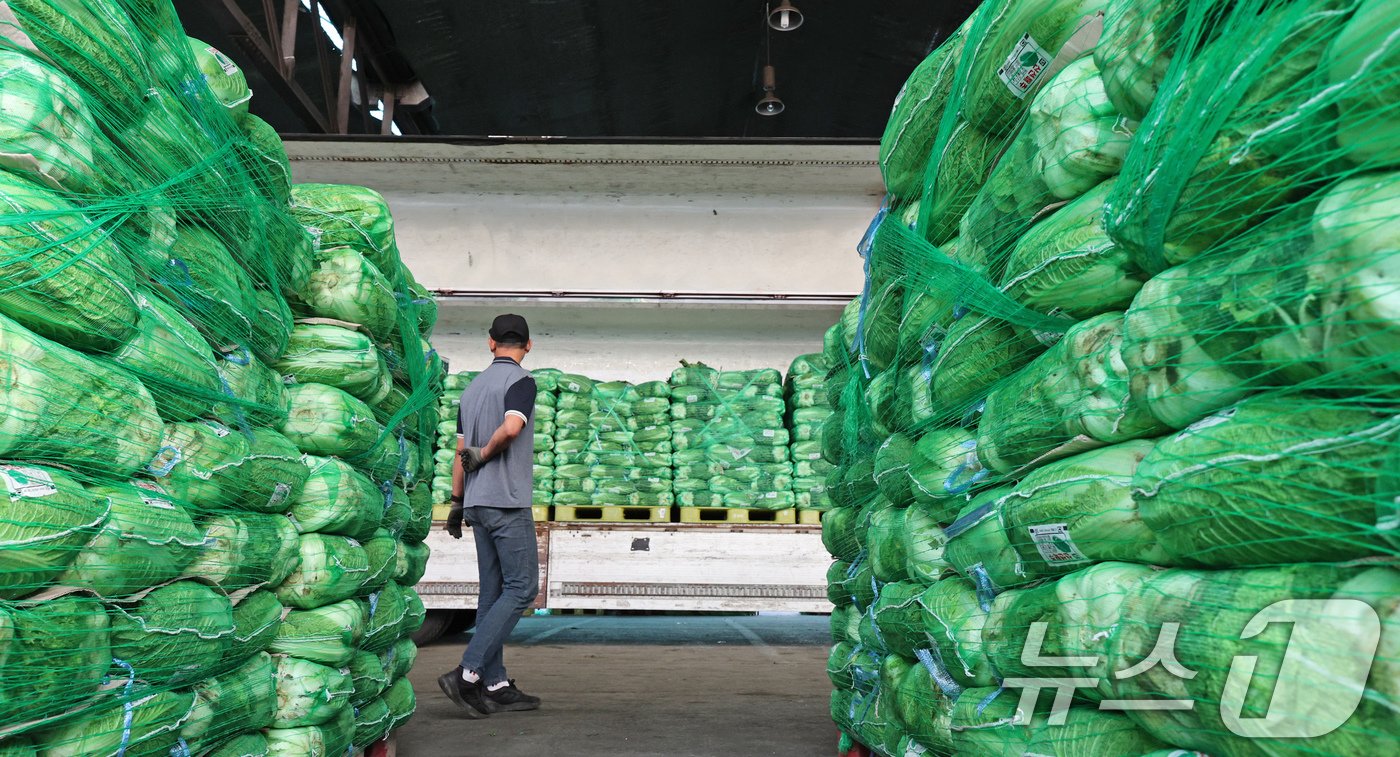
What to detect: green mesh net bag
<box><xmin>0</xmin><ymin>3</ymin><xmax>440</xmax><ymax>748</ymax></box>
<box><xmin>829</xmin><ymin>1</ymin><xmax>1400</xmax><ymax>751</ymax></box>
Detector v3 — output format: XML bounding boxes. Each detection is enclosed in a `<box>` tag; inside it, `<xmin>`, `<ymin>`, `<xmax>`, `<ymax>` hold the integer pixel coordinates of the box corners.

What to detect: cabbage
<box><xmin>36</xmin><ymin>688</ymin><xmax>194</xmax><ymax>757</ymax></box>
<box><xmin>275</xmin><ymin>324</ymin><xmax>391</xmax><ymax>405</ymax></box>
<box><xmin>868</xmin><ymin>507</ymin><xmax>910</xmax><ymax>583</ymax></box>
<box><xmin>107</xmin><ymin>291</ymin><xmax>222</xmax><ymax>421</ymax></box>
<box><xmin>136</xmin><ymin>225</ymin><xmax>257</xmax><ymax>354</ymax></box>
<box><xmin>0</xmin><ymin>48</ymin><xmax>101</xmax><ymax>194</ymax></box>
<box><xmin>929</xmin><ymin>314</ymin><xmax>1042</xmax><ymax>418</ymax></box>
<box><xmin>268</xmin><ymin>598</ymin><xmax>365</xmax><ymax>666</ymax></box>
<box><xmin>352</xmin><ymin>697</ymin><xmax>393</xmax><ymax>749</ymax></box>
<box><xmin>282</xmin><ymin>383</ymin><xmax>385</xmax><ymax>459</ymax></box>
<box><xmin>1027</xmin><ymin>707</ymin><xmax>1167</xmax><ymax>755</ymax></box>
<box><xmin>145</xmin><ymin>420</ymin><xmax>251</xmax><ymax>509</ymax></box>
<box><xmin>271</xmin><ymin>656</ymin><xmax>353</xmax><ymax>728</ymax></box>
<box><xmin>264</xmin><ymin>706</ymin><xmax>353</xmax><ymax>756</ymax></box>
<box><xmin>56</xmin><ymin>480</ymin><xmax>203</xmax><ymax>597</ymax></box>
<box><xmin>361</xmin><ymin>580</ymin><xmax>408</xmax><ymax>653</ymax></box>
<box><xmin>822</xmin><ymin>507</ymin><xmax>861</xmax><ymax>560</ymax></box>
<box><xmin>946</xmin><ymin>491</ymin><xmax>1024</xmax><ymax>596</ymax></box>
<box><xmin>401</xmin><ymin>484</ymin><xmax>432</xmax><ymax>544</ymax></box>
<box><xmin>0</xmin><ymin>313</ymin><xmax>163</xmax><ymax>476</ymax></box>
<box><xmin>382</xmin><ymin>675</ymin><xmax>417</xmax><ymax>731</ymax></box>
<box><xmin>1001</xmin><ymin>440</ymin><xmax>1167</xmax><ymax>581</ymax></box>
<box><xmin>400</xmin><ymin>541</ymin><xmax>430</xmax><ymax>586</ymax></box>
<box><xmin>1094</xmin><ymin>0</ymin><xmax>1191</xmax><ymax>120</ymax></box>
<box><xmin>290</xmin><ymin>184</ymin><xmax>397</xmax><ymax>275</ymax></box>
<box><xmin>921</xmin><ymin>578</ymin><xmax>997</xmax><ymax>688</ymax></box>
<box><xmin>382</xmin><ymin>636</ymin><xmax>419</xmax><ymax>682</ymax></box>
<box><xmin>961</xmin><ymin>0</ymin><xmax>1112</xmax><ymax>134</ymax></box>
<box><xmin>892</xmin><ymin>662</ymin><xmax>955</xmax><ymax>753</ymax></box>
<box><xmin>205</xmin><ymin>732</ymin><xmax>270</xmax><ymax>757</ymax></box>
<box><xmin>185</xmin><ymin>513</ymin><xmax>301</xmax><ymax>591</ymax></box>
<box><xmin>0</xmin><ymin>171</ymin><xmax>139</xmax><ymax>352</ymax></box>
<box><xmin>288</xmin><ymin>455</ymin><xmax>383</xmax><ymax>540</ymax></box>
<box><xmin>224</xmin><ymin>590</ymin><xmax>284</xmax><ymax>666</ymax></box>
<box><xmin>182</xmin><ymin>652</ymin><xmax>276</xmax><ymax>753</ymax></box>
<box><xmin>238</xmin><ymin>113</ymin><xmax>291</xmax><ymax>207</ymax></box>
<box><xmin>1327</xmin><ymin>0</ymin><xmax>1400</xmax><ymax>168</ymax></box>
<box><xmin>362</xmin><ymin>528</ymin><xmax>402</xmax><ymax>592</ymax></box>
<box><xmin>907</xmin><ymin>428</ymin><xmax>982</xmax><ymax>521</ymax></box>
<box><xmin>870</xmin><ymin>581</ymin><xmax>926</xmax><ymax>658</ymax></box>
<box><xmin>0</xmin><ymin>463</ymin><xmax>107</xmax><ymax>598</ymax></box>
<box><xmin>187</xmin><ymin>37</ymin><xmax>250</xmax><ymax>113</ymax></box>
<box><xmin>978</xmin><ymin>313</ymin><xmax>1161</xmax><ymax>474</ymax></box>
<box><xmin>399</xmin><ymin>583</ymin><xmax>426</xmax><ymax>638</ymax></box>
<box><xmin>0</xmin><ymin>594</ymin><xmax>110</xmax><ymax>723</ymax></box>
<box><xmin>879</xmin><ymin>18</ymin><xmax>970</xmax><ymax>199</ymax></box>
<box><xmin>1000</xmin><ymin>179</ymin><xmax>1145</xmax><ymax>319</ymax></box>
<box><xmin>297</xmin><ymin>246</ymin><xmax>398</xmax><ymax>340</ymax></box>
<box><xmin>1135</xmin><ymin>397</ymin><xmax>1398</xmax><ymax>567</ymax></box>
<box><xmin>250</xmin><ymin>286</ymin><xmax>295</xmax><ymax>362</ymax></box>
<box><xmin>349</xmin><ymin>649</ymin><xmax>390</xmax><ymax>708</ymax></box>
<box><xmin>920</xmin><ymin>122</ymin><xmax>1003</xmax><ymax>246</ymax></box>
<box><xmin>873</xmin><ymin>434</ymin><xmax>916</xmax><ymax>506</ymax></box>
<box><xmin>240</xmin><ymin>428</ymin><xmax>311</xmax><ymax>513</ymax></box>
<box><xmin>275</xmin><ymin>533</ymin><xmax>370</xmax><ymax>609</ymax></box>
<box><xmin>902</xmin><ymin>500</ymin><xmax>952</xmax><ymax>585</ymax></box>
<box><xmin>1106</xmin><ymin>1</ymin><xmax>1347</xmax><ymax>271</ymax></box>
<box><xmin>110</xmin><ymin>580</ymin><xmax>235</xmax><ymax>685</ymax></box>
<box><xmin>960</xmin><ymin>57</ymin><xmax>1134</xmax><ymax>273</ymax></box>
<box><xmin>215</xmin><ymin>349</ymin><xmax>288</xmax><ymax>428</ymax></box>
<box><xmin>949</xmin><ymin>686</ymin><xmax>1032</xmax><ymax>755</ymax></box>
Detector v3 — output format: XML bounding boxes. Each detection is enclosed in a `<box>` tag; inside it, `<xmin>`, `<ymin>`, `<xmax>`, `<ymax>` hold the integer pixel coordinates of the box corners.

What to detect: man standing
<box><xmin>439</xmin><ymin>314</ymin><xmax>542</xmax><ymax>718</ymax></box>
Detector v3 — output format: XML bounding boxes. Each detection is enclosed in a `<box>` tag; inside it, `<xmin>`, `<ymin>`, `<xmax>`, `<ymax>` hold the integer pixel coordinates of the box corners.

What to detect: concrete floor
<box><xmin>397</xmin><ymin>614</ymin><xmax>838</xmax><ymax>757</ymax></box>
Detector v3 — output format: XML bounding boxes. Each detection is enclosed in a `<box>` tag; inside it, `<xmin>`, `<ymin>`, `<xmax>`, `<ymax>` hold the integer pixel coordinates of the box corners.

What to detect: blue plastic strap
<box><xmin>222</xmin><ymin>347</ymin><xmax>252</xmax><ymax>366</ymax></box>
<box><xmin>975</xmin><ymin>685</ymin><xmax>1006</xmax><ymax>717</ymax></box>
<box><xmin>913</xmin><ymin>647</ymin><xmax>964</xmax><ymax>700</ymax></box>
<box><xmin>169</xmin><ymin>738</ymin><xmax>191</xmax><ymax>757</ymax></box>
<box><xmin>381</xmin><ymin>481</ymin><xmax>394</xmax><ymax>512</ymax></box>
<box><xmin>944</xmin><ymin>499</ymin><xmax>995</xmax><ymax>541</ymax></box>
<box><xmin>109</xmin><ymin>658</ymin><xmax>137</xmax><ymax>757</ymax></box>
<box><xmin>944</xmin><ymin>440</ymin><xmax>989</xmax><ymax>496</ymax></box>
<box><xmin>969</xmin><ymin>564</ymin><xmax>998</xmax><ymax>611</ymax></box>
<box><xmin>368</xmin><ymin>591</ymin><xmax>381</xmax><ymax>619</ymax></box>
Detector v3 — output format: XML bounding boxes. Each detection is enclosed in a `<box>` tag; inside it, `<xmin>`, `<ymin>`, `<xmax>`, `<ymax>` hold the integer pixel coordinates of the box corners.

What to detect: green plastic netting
<box><xmin>830</xmin><ymin>0</ymin><xmax>1400</xmax><ymax>752</ymax></box>
<box><xmin>0</xmin><ymin>0</ymin><xmax>438</xmax><ymax>747</ymax></box>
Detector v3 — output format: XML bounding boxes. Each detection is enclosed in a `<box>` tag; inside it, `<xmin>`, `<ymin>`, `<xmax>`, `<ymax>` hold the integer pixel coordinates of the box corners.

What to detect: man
<box><xmin>438</xmin><ymin>313</ymin><xmax>542</xmax><ymax>718</ymax></box>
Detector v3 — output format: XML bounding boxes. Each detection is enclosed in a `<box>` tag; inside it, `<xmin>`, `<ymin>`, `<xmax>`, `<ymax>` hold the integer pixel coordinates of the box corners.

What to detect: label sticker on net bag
<box><xmin>0</xmin><ymin>466</ymin><xmax>56</xmax><ymax>499</ymax></box>
<box><xmin>998</xmin><ymin>33</ymin><xmax>1052</xmax><ymax>98</ymax></box>
<box><xmin>1029</xmin><ymin>523</ymin><xmax>1089</xmax><ymax>565</ymax></box>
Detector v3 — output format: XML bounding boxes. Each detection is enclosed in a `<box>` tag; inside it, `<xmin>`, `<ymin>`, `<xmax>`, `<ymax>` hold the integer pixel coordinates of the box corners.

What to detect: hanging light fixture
<box><xmin>768</xmin><ymin>0</ymin><xmax>803</xmax><ymax>31</ymax></box>
<box><xmin>755</xmin><ymin>64</ymin><xmax>784</xmax><ymax>116</ymax></box>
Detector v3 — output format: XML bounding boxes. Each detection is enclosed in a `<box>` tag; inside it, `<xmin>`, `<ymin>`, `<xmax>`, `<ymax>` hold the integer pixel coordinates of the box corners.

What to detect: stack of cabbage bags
<box><xmin>531</xmin><ymin>368</ymin><xmax>561</xmax><ymax>508</ymax></box>
<box><xmin>0</xmin><ymin>1</ymin><xmax>435</xmax><ymax>752</ymax></box>
<box><xmin>785</xmin><ymin>353</ymin><xmax>835</xmax><ymax>512</ymax></box>
<box><xmin>671</xmin><ymin>363</ymin><xmax>794</xmax><ymax>510</ymax></box>
<box><xmin>431</xmin><ymin>371</ymin><xmax>476</xmax><ymax>505</ymax></box>
<box><xmin>829</xmin><ymin>0</ymin><xmax>1400</xmax><ymax>753</ymax></box>
<box><xmin>551</xmin><ymin>373</ymin><xmax>597</xmax><ymax>508</ymax></box>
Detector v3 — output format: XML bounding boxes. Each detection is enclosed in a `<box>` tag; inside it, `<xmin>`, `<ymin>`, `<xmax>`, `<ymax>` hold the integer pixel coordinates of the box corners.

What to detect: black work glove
<box><xmin>446</xmin><ymin>496</ymin><xmax>464</xmax><ymax>539</ymax></box>
<box><xmin>460</xmin><ymin>446</ymin><xmax>486</xmax><ymax>473</ymax></box>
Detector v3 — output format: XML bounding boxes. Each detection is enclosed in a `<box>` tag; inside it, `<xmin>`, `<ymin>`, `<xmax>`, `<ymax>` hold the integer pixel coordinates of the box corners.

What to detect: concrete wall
<box><xmin>288</xmin><ymin>140</ymin><xmax>878</xmax><ymax>379</ymax></box>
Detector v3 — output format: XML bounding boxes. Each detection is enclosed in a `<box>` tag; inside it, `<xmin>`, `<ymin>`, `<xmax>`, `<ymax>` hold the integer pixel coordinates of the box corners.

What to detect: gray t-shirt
<box><xmin>456</xmin><ymin>357</ymin><xmax>535</xmax><ymax>508</ymax></box>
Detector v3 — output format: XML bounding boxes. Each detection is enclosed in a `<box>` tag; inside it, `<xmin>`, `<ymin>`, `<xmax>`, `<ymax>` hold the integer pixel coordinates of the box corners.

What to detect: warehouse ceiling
<box><xmin>176</xmin><ymin>0</ymin><xmax>979</xmax><ymax>138</ymax></box>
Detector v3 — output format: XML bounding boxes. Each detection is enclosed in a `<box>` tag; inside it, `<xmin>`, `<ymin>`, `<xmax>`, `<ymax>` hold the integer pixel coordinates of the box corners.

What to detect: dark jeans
<box><xmin>460</xmin><ymin>506</ymin><xmax>539</xmax><ymax>683</ymax></box>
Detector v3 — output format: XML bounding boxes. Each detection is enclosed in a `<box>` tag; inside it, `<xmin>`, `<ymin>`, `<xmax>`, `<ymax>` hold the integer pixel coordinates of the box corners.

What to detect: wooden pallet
<box><xmin>797</xmin><ymin>509</ymin><xmax>826</xmax><ymax>525</ymax></box>
<box><xmin>678</xmin><ymin>507</ymin><xmax>797</xmax><ymax>524</ymax></box>
<box><xmin>432</xmin><ymin>503</ymin><xmax>551</xmax><ymax>522</ymax></box>
<box><xmin>553</xmin><ymin>504</ymin><xmax>671</xmax><ymax>523</ymax></box>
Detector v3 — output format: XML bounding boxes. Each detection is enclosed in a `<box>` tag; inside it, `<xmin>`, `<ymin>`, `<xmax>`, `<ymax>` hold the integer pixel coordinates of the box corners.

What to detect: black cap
<box><xmin>489</xmin><ymin>314</ymin><xmax>530</xmax><ymax>344</ymax></box>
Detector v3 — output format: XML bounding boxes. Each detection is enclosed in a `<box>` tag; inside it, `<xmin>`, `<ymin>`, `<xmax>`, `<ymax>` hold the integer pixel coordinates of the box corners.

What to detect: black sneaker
<box><xmin>438</xmin><ymin>666</ymin><xmax>492</xmax><ymax>718</ymax></box>
<box><xmin>484</xmin><ymin>680</ymin><xmax>541</xmax><ymax>712</ymax></box>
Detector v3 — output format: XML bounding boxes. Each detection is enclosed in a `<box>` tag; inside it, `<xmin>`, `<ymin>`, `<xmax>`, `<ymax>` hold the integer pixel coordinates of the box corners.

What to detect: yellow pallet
<box><xmin>552</xmin><ymin>505</ymin><xmax>671</xmax><ymax>523</ymax></box>
<box><xmin>797</xmin><ymin>509</ymin><xmax>826</xmax><ymax>525</ymax></box>
<box><xmin>678</xmin><ymin>507</ymin><xmax>797</xmax><ymax>524</ymax></box>
<box><xmin>431</xmin><ymin>504</ymin><xmax>551</xmax><ymax>522</ymax></box>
